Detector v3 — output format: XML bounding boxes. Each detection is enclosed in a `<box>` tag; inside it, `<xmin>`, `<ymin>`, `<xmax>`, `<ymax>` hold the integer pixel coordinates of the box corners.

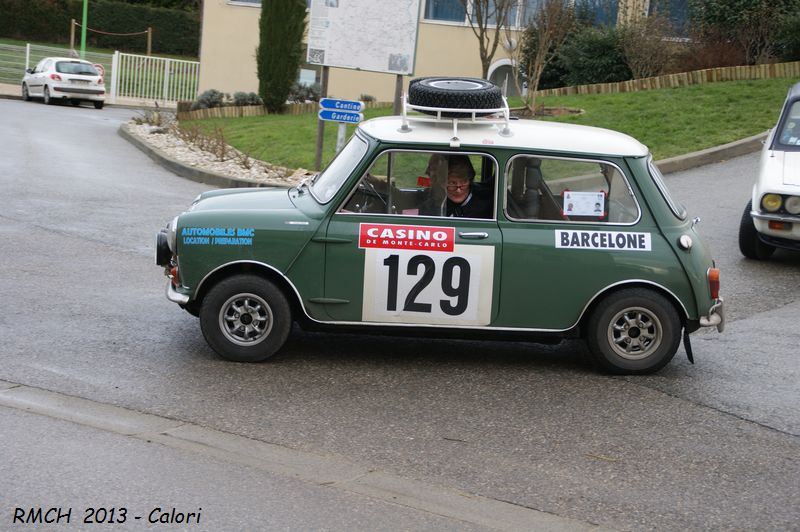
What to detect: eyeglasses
<box><xmin>446</xmin><ymin>183</ymin><xmax>470</xmax><ymax>191</ymax></box>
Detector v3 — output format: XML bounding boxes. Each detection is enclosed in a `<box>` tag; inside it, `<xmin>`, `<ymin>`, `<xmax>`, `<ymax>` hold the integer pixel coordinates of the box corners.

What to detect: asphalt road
<box><xmin>0</xmin><ymin>99</ymin><xmax>798</xmax><ymax>531</ymax></box>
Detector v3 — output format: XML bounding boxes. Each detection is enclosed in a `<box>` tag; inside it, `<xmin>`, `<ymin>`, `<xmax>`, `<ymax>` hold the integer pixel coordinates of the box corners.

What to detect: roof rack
<box><xmin>398</xmin><ymin>95</ymin><xmax>513</xmax><ymax>147</ymax></box>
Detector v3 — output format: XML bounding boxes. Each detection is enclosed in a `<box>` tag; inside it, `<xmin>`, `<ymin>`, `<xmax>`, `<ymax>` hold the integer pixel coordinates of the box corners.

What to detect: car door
<box><xmin>322</xmin><ymin>149</ymin><xmax>503</xmax><ymax>327</ymax></box>
<box><xmin>27</xmin><ymin>59</ymin><xmax>47</xmax><ymax>96</ymax></box>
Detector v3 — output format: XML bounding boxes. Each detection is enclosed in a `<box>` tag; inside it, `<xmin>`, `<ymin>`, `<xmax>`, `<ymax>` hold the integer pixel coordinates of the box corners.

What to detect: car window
<box><xmin>310</xmin><ymin>135</ymin><xmax>369</xmax><ymax>203</ymax></box>
<box><xmin>34</xmin><ymin>60</ymin><xmax>46</xmax><ymax>73</ymax></box>
<box><xmin>777</xmin><ymin>101</ymin><xmax>800</xmax><ymax>147</ymax></box>
<box><xmin>648</xmin><ymin>158</ymin><xmax>687</xmax><ymax>220</ymax></box>
<box><xmin>56</xmin><ymin>61</ymin><xmax>98</xmax><ymax>75</ymax></box>
<box><xmin>505</xmin><ymin>155</ymin><xmax>638</xmax><ymax>224</ymax></box>
<box><xmin>339</xmin><ymin>150</ymin><xmax>496</xmax><ymax>220</ymax></box>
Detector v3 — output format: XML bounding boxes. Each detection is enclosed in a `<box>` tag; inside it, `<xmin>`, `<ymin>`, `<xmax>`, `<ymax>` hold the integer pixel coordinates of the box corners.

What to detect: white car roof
<box><xmin>45</xmin><ymin>57</ymin><xmax>94</xmax><ymax>63</ymax></box>
<box><xmin>358</xmin><ymin>115</ymin><xmax>649</xmax><ymax>158</ymax></box>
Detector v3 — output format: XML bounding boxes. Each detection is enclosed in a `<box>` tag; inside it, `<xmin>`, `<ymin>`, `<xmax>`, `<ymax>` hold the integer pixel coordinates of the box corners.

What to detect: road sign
<box><xmin>318</xmin><ymin>109</ymin><xmax>363</xmax><ymax>124</ymax></box>
<box><xmin>319</xmin><ymin>98</ymin><xmax>364</xmax><ymax>112</ymax></box>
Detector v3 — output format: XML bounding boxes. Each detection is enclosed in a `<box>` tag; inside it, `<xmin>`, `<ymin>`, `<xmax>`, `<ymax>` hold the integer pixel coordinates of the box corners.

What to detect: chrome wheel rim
<box><xmin>218</xmin><ymin>292</ymin><xmax>273</xmax><ymax>347</ymax></box>
<box><xmin>43</xmin><ymin>87</ymin><xmax>49</xmax><ymax>103</ymax></box>
<box><xmin>607</xmin><ymin>306</ymin><xmax>662</xmax><ymax>360</ymax></box>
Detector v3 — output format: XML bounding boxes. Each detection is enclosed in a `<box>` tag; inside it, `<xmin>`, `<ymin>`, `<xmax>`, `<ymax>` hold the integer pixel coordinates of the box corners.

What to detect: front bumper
<box><xmin>166</xmin><ymin>280</ymin><xmax>189</xmax><ymax>305</ymax></box>
<box><xmin>699</xmin><ymin>298</ymin><xmax>725</xmax><ymax>332</ymax></box>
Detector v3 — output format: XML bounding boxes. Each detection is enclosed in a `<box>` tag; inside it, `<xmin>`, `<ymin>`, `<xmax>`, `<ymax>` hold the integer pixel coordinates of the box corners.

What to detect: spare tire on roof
<box><xmin>408</xmin><ymin>77</ymin><xmax>503</xmax><ymax>118</ymax></box>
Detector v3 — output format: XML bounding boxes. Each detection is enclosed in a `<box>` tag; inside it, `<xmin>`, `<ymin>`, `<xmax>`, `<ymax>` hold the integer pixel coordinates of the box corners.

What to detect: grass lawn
<box><xmin>0</xmin><ymin>36</ymin><xmax>197</xmax><ymax>62</ymax></box>
<box><xmin>186</xmin><ymin>78</ymin><xmax>794</xmax><ymax>170</ymax></box>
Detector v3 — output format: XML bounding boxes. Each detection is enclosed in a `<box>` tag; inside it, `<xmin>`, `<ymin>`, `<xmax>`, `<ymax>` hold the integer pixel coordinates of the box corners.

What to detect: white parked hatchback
<box><xmin>22</xmin><ymin>57</ymin><xmax>105</xmax><ymax>109</ymax></box>
<box><xmin>739</xmin><ymin>80</ymin><xmax>800</xmax><ymax>259</ymax></box>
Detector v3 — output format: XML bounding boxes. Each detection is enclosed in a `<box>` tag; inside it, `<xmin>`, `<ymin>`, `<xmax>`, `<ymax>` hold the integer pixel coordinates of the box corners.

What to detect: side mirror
<box><xmin>25</xmin><ymin>68</ymin><xmax>33</xmax><ymax>74</ymax></box>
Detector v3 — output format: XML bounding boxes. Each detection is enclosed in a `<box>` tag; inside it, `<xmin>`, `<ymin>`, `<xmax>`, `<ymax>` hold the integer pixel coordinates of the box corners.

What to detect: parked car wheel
<box><xmin>199</xmin><ymin>275</ymin><xmax>291</xmax><ymax>362</ymax></box>
<box><xmin>738</xmin><ymin>200</ymin><xmax>775</xmax><ymax>260</ymax></box>
<box><xmin>586</xmin><ymin>288</ymin><xmax>681</xmax><ymax>375</ymax></box>
<box><xmin>408</xmin><ymin>77</ymin><xmax>503</xmax><ymax>117</ymax></box>
<box><xmin>71</xmin><ymin>99</ymin><xmax>81</xmax><ymax>107</ymax></box>
<box><xmin>22</xmin><ymin>83</ymin><xmax>31</xmax><ymax>101</ymax></box>
<box><xmin>94</xmin><ymin>101</ymin><xmax>104</xmax><ymax>110</ymax></box>
<box><xmin>43</xmin><ymin>86</ymin><xmax>52</xmax><ymax>105</ymax></box>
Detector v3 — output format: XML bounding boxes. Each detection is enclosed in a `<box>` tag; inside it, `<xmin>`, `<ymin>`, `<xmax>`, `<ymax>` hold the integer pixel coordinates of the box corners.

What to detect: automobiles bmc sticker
<box><xmin>181</xmin><ymin>227</ymin><xmax>255</xmax><ymax>246</ymax></box>
<box><xmin>555</xmin><ymin>230</ymin><xmax>651</xmax><ymax>251</ymax></box>
<box><xmin>359</xmin><ymin>223</ymin><xmax>494</xmax><ymax>326</ymax></box>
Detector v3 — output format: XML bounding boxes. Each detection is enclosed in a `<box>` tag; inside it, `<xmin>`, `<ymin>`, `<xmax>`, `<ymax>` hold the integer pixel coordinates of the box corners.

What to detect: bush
<box><xmin>776</xmin><ymin>13</ymin><xmax>800</xmax><ymax>61</ymax></box>
<box><xmin>557</xmin><ymin>25</ymin><xmax>631</xmax><ymax>86</ymax></box>
<box><xmin>257</xmin><ymin>0</ymin><xmax>306</xmax><ymax>112</ymax></box>
<box><xmin>360</xmin><ymin>93</ymin><xmax>376</xmax><ymax>102</ymax></box>
<box><xmin>288</xmin><ymin>82</ymin><xmax>321</xmax><ymax>103</ymax></box>
<box><xmin>233</xmin><ymin>91</ymin><xmax>263</xmax><ymax>106</ymax></box>
<box><xmin>190</xmin><ymin>89</ymin><xmax>227</xmax><ymax>110</ymax></box>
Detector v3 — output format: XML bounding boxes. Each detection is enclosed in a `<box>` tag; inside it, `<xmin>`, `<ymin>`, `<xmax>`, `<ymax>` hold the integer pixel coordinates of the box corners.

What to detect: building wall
<box><xmin>198</xmin><ymin>1</ymin><xmax>517</xmax><ymax>102</ymax></box>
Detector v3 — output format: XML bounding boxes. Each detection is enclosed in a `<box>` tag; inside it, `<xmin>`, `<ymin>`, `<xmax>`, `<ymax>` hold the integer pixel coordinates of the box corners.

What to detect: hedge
<box><xmin>0</xmin><ymin>0</ymin><xmax>199</xmax><ymax>56</ymax></box>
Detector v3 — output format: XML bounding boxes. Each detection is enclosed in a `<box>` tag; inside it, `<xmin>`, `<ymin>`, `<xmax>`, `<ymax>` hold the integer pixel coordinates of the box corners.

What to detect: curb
<box><xmin>118</xmin><ymin>124</ymin><xmax>270</xmax><ymax>188</ymax></box>
<box><xmin>1</xmin><ymin>90</ymin><xmax>173</xmax><ymax>111</ymax></box>
<box><xmin>655</xmin><ymin>131</ymin><xmax>767</xmax><ymax>174</ymax></box>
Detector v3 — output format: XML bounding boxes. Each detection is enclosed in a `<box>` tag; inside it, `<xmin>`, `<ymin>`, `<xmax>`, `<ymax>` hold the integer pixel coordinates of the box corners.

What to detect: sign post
<box><xmin>318</xmin><ymin>98</ymin><xmax>364</xmax><ymax>153</ymax></box>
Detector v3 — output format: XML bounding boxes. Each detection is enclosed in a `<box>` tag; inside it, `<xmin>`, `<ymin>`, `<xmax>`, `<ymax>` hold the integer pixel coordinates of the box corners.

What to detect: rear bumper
<box><xmin>52</xmin><ymin>84</ymin><xmax>105</xmax><ymax>101</ymax></box>
<box><xmin>699</xmin><ymin>298</ymin><xmax>725</xmax><ymax>332</ymax></box>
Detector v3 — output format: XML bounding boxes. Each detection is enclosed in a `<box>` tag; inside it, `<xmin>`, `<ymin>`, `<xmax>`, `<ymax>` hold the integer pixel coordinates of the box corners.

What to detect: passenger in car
<box><xmin>420</xmin><ymin>154</ymin><xmax>492</xmax><ymax>219</ymax></box>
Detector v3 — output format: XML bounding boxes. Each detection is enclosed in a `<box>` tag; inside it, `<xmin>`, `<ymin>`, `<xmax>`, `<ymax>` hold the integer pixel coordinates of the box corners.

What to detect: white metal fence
<box><xmin>0</xmin><ymin>43</ymin><xmax>198</xmax><ymax>104</ymax></box>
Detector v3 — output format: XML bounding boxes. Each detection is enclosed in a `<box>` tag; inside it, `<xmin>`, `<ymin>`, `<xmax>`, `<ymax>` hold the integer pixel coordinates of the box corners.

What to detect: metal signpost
<box><xmin>318</xmin><ymin>98</ymin><xmax>364</xmax><ymax>153</ymax></box>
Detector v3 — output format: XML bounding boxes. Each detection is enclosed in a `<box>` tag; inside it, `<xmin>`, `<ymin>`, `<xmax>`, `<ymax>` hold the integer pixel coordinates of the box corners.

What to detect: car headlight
<box><xmin>168</xmin><ymin>215</ymin><xmax>179</xmax><ymax>252</ymax></box>
<box><xmin>761</xmin><ymin>194</ymin><xmax>782</xmax><ymax>212</ymax></box>
<box><xmin>785</xmin><ymin>196</ymin><xmax>800</xmax><ymax>215</ymax></box>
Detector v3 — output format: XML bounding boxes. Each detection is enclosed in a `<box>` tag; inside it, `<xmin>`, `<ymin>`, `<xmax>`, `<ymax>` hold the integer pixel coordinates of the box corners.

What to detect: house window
<box><xmin>424</xmin><ymin>0</ymin><xmax>468</xmax><ymax>22</ymax></box>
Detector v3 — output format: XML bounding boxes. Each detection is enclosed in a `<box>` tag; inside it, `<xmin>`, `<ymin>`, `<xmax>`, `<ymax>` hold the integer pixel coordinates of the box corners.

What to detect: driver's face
<box><xmin>446</xmin><ymin>176</ymin><xmax>471</xmax><ymax>204</ymax></box>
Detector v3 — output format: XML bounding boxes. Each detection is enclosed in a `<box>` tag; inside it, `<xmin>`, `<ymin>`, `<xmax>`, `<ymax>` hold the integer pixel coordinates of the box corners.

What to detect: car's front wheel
<box><xmin>94</xmin><ymin>101</ymin><xmax>104</xmax><ymax>110</ymax></box>
<box><xmin>22</xmin><ymin>83</ymin><xmax>31</xmax><ymax>101</ymax></box>
<box><xmin>43</xmin><ymin>86</ymin><xmax>52</xmax><ymax>105</ymax></box>
<box><xmin>738</xmin><ymin>200</ymin><xmax>775</xmax><ymax>260</ymax></box>
<box><xmin>199</xmin><ymin>275</ymin><xmax>292</xmax><ymax>362</ymax></box>
<box><xmin>586</xmin><ymin>288</ymin><xmax>681</xmax><ymax>374</ymax></box>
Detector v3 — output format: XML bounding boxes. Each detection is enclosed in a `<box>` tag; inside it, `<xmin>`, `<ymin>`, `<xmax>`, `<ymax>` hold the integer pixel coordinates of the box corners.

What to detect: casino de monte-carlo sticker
<box><xmin>359</xmin><ymin>223</ymin><xmax>494</xmax><ymax>326</ymax></box>
<box><xmin>555</xmin><ymin>230</ymin><xmax>652</xmax><ymax>251</ymax></box>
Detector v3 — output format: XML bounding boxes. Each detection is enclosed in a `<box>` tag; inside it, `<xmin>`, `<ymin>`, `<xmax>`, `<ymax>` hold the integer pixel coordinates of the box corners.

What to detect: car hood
<box><xmin>191</xmin><ymin>187</ymin><xmax>295</xmax><ymax>212</ymax></box>
<box><xmin>760</xmin><ymin>150</ymin><xmax>800</xmax><ymax>191</ymax></box>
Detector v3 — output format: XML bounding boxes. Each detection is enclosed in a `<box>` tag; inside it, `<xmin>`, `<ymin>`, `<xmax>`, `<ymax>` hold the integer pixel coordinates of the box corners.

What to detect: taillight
<box><xmin>708</xmin><ymin>268</ymin><xmax>720</xmax><ymax>299</ymax></box>
<box><xmin>97</xmin><ymin>77</ymin><xmax>103</xmax><ymax>85</ymax></box>
<box><xmin>49</xmin><ymin>73</ymin><xmax>62</xmax><ymax>81</ymax></box>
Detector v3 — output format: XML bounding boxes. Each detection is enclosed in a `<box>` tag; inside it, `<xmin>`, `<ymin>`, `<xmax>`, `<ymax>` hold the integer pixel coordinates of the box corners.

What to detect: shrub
<box><xmin>360</xmin><ymin>93</ymin><xmax>376</xmax><ymax>102</ymax></box>
<box><xmin>190</xmin><ymin>89</ymin><xmax>227</xmax><ymax>110</ymax></box>
<box><xmin>233</xmin><ymin>91</ymin><xmax>263</xmax><ymax>106</ymax></box>
<box><xmin>776</xmin><ymin>12</ymin><xmax>800</xmax><ymax>61</ymax></box>
<box><xmin>557</xmin><ymin>25</ymin><xmax>631</xmax><ymax>86</ymax></box>
<box><xmin>288</xmin><ymin>82</ymin><xmax>320</xmax><ymax>103</ymax></box>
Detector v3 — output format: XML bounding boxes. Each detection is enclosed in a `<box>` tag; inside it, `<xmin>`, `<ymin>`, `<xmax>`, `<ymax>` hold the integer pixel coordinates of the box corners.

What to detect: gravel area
<box><xmin>125</xmin><ymin>118</ymin><xmax>312</xmax><ymax>187</ymax></box>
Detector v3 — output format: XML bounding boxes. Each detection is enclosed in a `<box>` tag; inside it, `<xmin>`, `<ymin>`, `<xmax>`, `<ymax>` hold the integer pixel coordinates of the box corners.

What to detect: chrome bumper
<box><xmin>165</xmin><ymin>280</ymin><xmax>189</xmax><ymax>305</ymax></box>
<box><xmin>699</xmin><ymin>298</ymin><xmax>725</xmax><ymax>332</ymax></box>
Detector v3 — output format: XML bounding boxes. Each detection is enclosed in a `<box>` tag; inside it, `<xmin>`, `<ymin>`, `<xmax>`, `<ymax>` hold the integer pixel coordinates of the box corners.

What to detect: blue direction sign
<box><xmin>319</xmin><ymin>98</ymin><xmax>364</xmax><ymax>112</ymax></box>
<box><xmin>318</xmin><ymin>109</ymin><xmax>363</xmax><ymax>124</ymax></box>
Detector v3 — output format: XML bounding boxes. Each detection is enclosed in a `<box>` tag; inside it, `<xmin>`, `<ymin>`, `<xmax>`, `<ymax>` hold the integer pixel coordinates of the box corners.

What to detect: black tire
<box><xmin>43</xmin><ymin>86</ymin><xmax>52</xmax><ymax>105</ymax></box>
<box><xmin>408</xmin><ymin>77</ymin><xmax>503</xmax><ymax>118</ymax></box>
<box><xmin>71</xmin><ymin>99</ymin><xmax>81</xmax><ymax>107</ymax></box>
<box><xmin>94</xmin><ymin>101</ymin><xmax>104</xmax><ymax>110</ymax></box>
<box><xmin>199</xmin><ymin>275</ymin><xmax>292</xmax><ymax>362</ymax></box>
<box><xmin>738</xmin><ymin>200</ymin><xmax>775</xmax><ymax>260</ymax></box>
<box><xmin>22</xmin><ymin>83</ymin><xmax>30</xmax><ymax>101</ymax></box>
<box><xmin>586</xmin><ymin>288</ymin><xmax>681</xmax><ymax>375</ymax></box>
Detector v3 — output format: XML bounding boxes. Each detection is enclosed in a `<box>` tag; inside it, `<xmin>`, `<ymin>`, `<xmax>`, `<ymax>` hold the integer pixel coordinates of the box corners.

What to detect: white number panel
<box><xmin>362</xmin><ymin>245</ymin><xmax>495</xmax><ymax>326</ymax></box>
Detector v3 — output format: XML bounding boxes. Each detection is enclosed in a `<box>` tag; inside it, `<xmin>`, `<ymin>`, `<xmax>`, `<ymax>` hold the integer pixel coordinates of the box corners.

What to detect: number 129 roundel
<box><xmin>155</xmin><ymin>77</ymin><xmax>724</xmax><ymax>374</ymax></box>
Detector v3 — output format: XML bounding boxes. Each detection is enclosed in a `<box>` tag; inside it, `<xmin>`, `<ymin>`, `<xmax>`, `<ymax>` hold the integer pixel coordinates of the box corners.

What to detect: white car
<box><xmin>739</xmin><ymin>80</ymin><xmax>800</xmax><ymax>259</ymax></box>
<box><xmin>22</xmin><ymin>57</ymin><xmax>105</xmax><ymax>109</ymax></box>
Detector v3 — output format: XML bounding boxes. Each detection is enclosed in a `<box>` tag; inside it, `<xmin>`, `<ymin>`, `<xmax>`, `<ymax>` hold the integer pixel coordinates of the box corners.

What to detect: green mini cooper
<box><xmin>156</xmin><ymin>78</ymin><xmax>724</xmax><ymax>374</ymax></box>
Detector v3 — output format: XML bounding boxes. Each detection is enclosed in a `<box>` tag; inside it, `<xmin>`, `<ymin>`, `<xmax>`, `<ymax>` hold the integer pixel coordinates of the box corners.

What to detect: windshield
<box><xmin>310</xmin><ymin>135</ymin><xmax>369</xmax><ymax>203</ymax></box>
<box><xmin>777</xmin><ymin>101</ymin><xmax>800</xmax><ymax>148</ymax></box>
<box><xmin>648</xmin><ymin>158</ymin><xmax>687</xmax><ymax>220</ymax></box>
<box><xmin>56</xmin><ymin>61</ymin><xmax>98</xmax><ymax>76</ymax></box>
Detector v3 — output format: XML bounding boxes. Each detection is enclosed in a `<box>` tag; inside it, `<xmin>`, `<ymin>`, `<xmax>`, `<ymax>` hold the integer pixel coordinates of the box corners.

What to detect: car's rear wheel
<box><xmin>199</xmin><ymin>275</ymin><xmax>291</xmax><ymax>362</ymax></box>
<box><xmin>738</xmin><ymin>200</ymin><xmax>775</xmax><ymax>260</ymax></box>
<box><xmin>43</xmin><ymin>86</ymin><xmax>52</xmax><ymax>105</ymax></box>
<box><xmin>22</xmin><ymin>83</ymin><xmax>31</xmax><ymax>101</ymax></box>
<box><xmin>586</xmin><ymin>288</ymin><xmax>681</xmax><ymax>374</ymax></box>
<box><xmin>94</xmin><ymin>101</ymin><xmax>104</xmax><ymax>110</ymax></box>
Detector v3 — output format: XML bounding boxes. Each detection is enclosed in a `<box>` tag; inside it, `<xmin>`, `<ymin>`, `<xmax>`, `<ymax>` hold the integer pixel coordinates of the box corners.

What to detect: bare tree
<box><xmin>459</xmin><ymin>0</ymin><xmax>516</xmax><ymax>78</ymax></box>
<box><xmin>618</xmin><ymin>14</ymin><xmax>676</xmax><ymax>79</ymax></box>
<box><xmin>518</xmin><ymin>0</ymin><xmax>574</xmax><ymax>113</ymax></box>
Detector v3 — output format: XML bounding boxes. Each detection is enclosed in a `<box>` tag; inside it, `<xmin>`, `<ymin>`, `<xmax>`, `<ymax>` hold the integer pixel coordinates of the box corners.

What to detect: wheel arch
<box><xmin>192</xmin><ymin>261</ymin><xmax>306</xmax><ymax>319</ymax></box>
<box><xmin>577</xmin><ymin>280</ymin><xmax>690</xmax><ymax>336</ymax></box>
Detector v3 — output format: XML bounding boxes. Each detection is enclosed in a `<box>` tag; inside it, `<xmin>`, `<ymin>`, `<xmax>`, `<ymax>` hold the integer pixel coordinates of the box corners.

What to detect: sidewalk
<box><xmin>0</xmin><ymin>81</ymin><xmax>176</xmax><ymax>110</ymax></box>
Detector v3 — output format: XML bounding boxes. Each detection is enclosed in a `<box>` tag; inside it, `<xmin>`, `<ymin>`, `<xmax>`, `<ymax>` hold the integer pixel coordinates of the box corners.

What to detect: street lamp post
<box><xmin>80</xmin><ymin>0</ymin><xmax>88</xmax><ymax>59</ymax></box>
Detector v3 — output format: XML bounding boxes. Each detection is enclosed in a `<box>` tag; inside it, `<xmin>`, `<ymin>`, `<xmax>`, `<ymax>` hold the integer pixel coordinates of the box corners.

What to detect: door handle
<box><xmin>458</xmin><ymin>231</ymin><xmax>489</xmax><ymax>239</ymax></box>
